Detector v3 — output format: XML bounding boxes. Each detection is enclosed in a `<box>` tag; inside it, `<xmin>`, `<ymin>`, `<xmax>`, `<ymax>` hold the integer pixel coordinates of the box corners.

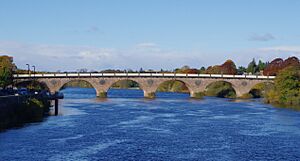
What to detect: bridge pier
<box><xmin>144</xmin><ymin>91</ymin><xmax>155</xmax><ymax>99</ymax></box>
<box><xmin>190</xmin><ymin>91</ymin><xmax>205</xmax><ymax>99</ymax></box>
<box><xmin>97</xmin><ymin>91</ymin><xmax>108</xmax><ymax>98</ymax></box>
<box><xmin>54</xmin><ymin>99</ymin><xmax>58</xmax><ymax>116</ymax></box>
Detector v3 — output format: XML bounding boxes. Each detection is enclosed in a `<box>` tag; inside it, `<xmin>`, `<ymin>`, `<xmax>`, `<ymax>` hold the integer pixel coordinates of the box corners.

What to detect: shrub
<box><xmin>265</xmin><ymin>66</ymin><xmax>300</xmax><ymax>107</ymax></box>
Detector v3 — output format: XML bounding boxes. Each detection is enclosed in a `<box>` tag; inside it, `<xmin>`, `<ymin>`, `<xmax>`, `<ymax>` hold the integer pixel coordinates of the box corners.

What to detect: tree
<box><xmin>263</xmin><ymin>57</ymin><xmax>300</xmax><ymax>75</ymax></box>
<box><xmin>247</xmin><ymin>58</ymin><xmax>258</xmax><ymax>74</ymax></box>
<box><xmin>205</xmin><ymin>60</ymin><xmax>237</xmax><ymax>75</ymax></box>
<box><xmin>258</xmin><ymin>60</ymin><xmax>266</xmax><ymax>71</ymax></box>
<box><xmin>0</xmin><ymin>55</ymin><xmax>16</xmax><ymax>88</ymax></box>
<box><xmin>266</xmin><ymin>66</ymin><xmax>300</xmax><ymax>106</ymax></box>
<box><xmin>181</xmin><ymin>65</ymin><xmax>190</xmax><ymax>70</ymax></box>
<box><xmin>199</xmin><ymin>66</ymin><xmax>206</xmax><ymax>74</ymax></box>
<box><xmin>237</xmin><ymin>66</ymin><xmax>247</xmax><ymax>75</ymax></box>
<box><xmin>175</xmin><ymin>65</ymin><xmax>199</xmax><ymax>74</ymax></box>
<box><xmin>139</xmin><ymin>68</ymin><xmax>144</xmax><ymax>72</ymax></box>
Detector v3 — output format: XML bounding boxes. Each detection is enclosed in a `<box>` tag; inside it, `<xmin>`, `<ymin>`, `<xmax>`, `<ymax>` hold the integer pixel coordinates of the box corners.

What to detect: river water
<box><xmin>1</xmin><ymin>88</ymin><xmax>300</xmax><ymax>161</ymax></box>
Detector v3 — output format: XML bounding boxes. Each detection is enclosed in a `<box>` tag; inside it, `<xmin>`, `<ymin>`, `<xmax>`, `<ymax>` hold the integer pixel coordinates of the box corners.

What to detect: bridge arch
<box><xmin>107</xmin><ymin>79</ymin><xmax>144</xmax><ymax>98</ymax></box>
<box><xmin>205</xmin><ymin>80</ymin><xmax>237</xmax><ymax>98</ymax></box>
<box><xmin>15</xmin><ymin>80</ymin><xmax>50</xmax><ymax>91</ymax></box>
<box><xmin>56</xmin><ymin>78</ymin><xmax>100</xmax><ymax>96</ymax></box>
<box><xmin>59</xmin><ymin>79</ymin><xmax>97</xmax><ymax>94</ymax></box>
<box><xmin>31</xmin><ymin>78</ymin><xmax>102</xmax><ymax>97</ymax></box>
<box><xmin>155</xmin><ymin>79</ymin><xmax>192</xmax><ymax>96</ymax></box>
<box><xmin>248</xmin><ymin>82</ymin><xmax>275</xmax><ymax>98</ymax></box>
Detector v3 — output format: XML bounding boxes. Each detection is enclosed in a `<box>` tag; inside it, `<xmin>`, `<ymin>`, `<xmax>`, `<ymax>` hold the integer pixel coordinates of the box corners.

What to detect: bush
<box><xmin>205</xmin><ymin>60</ymin><xmax>238</xmax><ymax>75</ymax></box>
<box><xmin>265</xmin><ymin>66</ymin><xmax>300</xmax><ymax>107</ymax></box>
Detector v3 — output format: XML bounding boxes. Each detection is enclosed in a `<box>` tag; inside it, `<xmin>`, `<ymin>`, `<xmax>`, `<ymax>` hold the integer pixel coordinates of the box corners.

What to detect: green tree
<box><xmin>199</xmin><ymin>66</ymin><xmax>206</xmax><ymax>74</ymax></box>
<box><xmin>0</xmin><ymin>56</ymin><xmax>16</xmax><ymax>88</ymax></box>
<box><xmin>237</xmin><ymin>66</ymin><xmax>247</xmax><ymax>75</ymax></box>
<box><xmin>258</xmin><ymin>60</ymin><xmax>266</xmax><ymax>71</ymax></box>
<box><xmin>266</xmin><ymin>66</ymin><xmax>300</xmax><ymax>107</ymax></box>
<box><xmin>247</xmin><ymin>58</ymin><xmax>258</xmax><ymax>74</ymax></box>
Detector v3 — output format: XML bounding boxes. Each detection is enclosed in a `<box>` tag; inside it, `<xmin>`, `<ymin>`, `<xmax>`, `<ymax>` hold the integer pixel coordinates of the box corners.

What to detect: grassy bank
<box><xmin>0</xmin><ymin>96</ymin><xmax>51</xmax><ymax>131</ymax></box>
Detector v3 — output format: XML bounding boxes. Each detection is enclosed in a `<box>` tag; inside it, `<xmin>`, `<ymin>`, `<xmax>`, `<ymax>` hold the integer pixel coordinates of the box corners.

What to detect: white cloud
<box><xmin>231</xmin><ymin>46</ymin><xmax>300</xmax><ymax>66</ymax></box>
<box><xmin>135</xmin><ymin>42</ymin><xmax>158</xmax><ymax>48</ymax></box>
<box><xmin>0</xmin><ymin>41</ymin><xmax>299</xmax><ymax>71</ymax></box>
<box><xmin>259</xmin><ymin>46</ymin><xmax>300</xmax><ymax>54</ymax></box>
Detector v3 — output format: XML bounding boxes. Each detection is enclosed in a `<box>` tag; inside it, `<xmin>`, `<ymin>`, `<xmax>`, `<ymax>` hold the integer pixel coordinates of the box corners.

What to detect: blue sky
<box><xmin>0</xmin><ymin>0</ymin><xmax>300</xmax><ymax>71</ymax></box>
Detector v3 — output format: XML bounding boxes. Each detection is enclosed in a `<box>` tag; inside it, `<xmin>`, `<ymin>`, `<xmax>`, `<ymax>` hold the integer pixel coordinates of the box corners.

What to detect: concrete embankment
<box><xmin>0</xmin><ymin>95</ymin><xmax>50</xmax><ymax>131</ymax></box>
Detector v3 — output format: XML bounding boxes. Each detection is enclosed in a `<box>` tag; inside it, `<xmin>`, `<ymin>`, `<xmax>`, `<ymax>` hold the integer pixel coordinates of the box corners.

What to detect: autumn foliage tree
<box><xmin>205</xmin><ymin>60</ymin><xmax>237</xmax><ymax>75</ymax></box>
<box><xmin>263</xmin><ymin>56</ymin><xmax>300</xmax><ymax>76</ymax></box>
<box><xmin>175</xmin><ymin>65</ymin><xmax>199</xmax><ymax>74</ymax></box>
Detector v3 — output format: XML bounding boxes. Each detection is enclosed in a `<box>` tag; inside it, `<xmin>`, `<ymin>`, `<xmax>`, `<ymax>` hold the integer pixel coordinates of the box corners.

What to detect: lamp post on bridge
<box><xmin>26</xmin><ymin>64</ymin><xmax>30</xmax><ymax>75</ymax></box>
<box><xmin>32</xmin><ymin>65</ymin><xmax>35</xmax><ymax>77</ymax></box>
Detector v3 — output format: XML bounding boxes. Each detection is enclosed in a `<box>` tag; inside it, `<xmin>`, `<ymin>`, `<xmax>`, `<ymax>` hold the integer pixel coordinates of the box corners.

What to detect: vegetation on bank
<box><xmin>0</xmin><ymin>97</ymin><xmax>51</xmax><ymax>131</ymax></box>
<box><xmin>249</xmin><ymin>82</ymin><xmax>274</xmax><ymax>98</ymax></box>
<box><xmin>265</xmin><ymin>66</ymin><xmax>300</xmax><ymax>107</ymax></box>
<box><xmin>157</xmin><ymin>81</ymin><xmax>189</xmax><ymax>93</ymax></box>
<box><xmin>16</xmin><ymin>80</ymin><xmax>49</xmax><ymax>91</ymax></box>
<box><xmin>0</xmin><ymin>56</ymin><xmax>16</xmax><ymax>88</ymax></box>
<box><xmin>205</xmin><ymin>81</ymin><xmax>236</xmax><ymax>98</ymax></box>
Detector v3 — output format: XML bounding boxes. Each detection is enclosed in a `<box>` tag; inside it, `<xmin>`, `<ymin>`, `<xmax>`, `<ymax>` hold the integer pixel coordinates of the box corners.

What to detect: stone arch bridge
<box><xmin>13</xmin><ymin>73</ymin><xmax>275</xmax><ymax>98</ymax></box>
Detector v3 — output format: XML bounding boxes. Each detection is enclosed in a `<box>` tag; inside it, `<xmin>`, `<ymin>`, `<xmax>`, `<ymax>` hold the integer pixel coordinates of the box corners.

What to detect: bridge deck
<box><xmin>13</xmin><ymin>73</ymin><xmax>276</xmax><ymax>80</ymax></box>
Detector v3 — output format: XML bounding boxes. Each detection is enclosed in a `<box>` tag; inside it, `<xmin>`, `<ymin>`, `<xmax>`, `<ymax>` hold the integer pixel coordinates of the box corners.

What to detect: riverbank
<box><xmin>0</xmin><ymin>96</ymin><xmax>51</xmax><ymax>131</ymax></box>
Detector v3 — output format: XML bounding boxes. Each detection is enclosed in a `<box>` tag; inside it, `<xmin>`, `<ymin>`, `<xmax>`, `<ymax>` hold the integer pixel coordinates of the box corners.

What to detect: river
<box><xmin>1</xmin><ymin>88</ymin><xmax>300</xmax><ymax>160</ymax></box>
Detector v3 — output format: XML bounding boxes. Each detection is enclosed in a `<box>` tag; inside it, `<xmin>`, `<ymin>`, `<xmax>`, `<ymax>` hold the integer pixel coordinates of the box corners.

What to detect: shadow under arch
<box><xmin>248</xmin><ymin>82</ymin><xmax>275</xmax><ymax>98</ymax></box>
<box><xmin>59</xmin><ymin>79</ymin><xmax>97</xmax><ymax>96</ymax></box>
<box><xmin>155</xmin><ymin>79</ymin><xmax>191</xmax><ymax>98</ymax></box>
<box><xmin>15</xmin><ymin>80</ymin><xmax>50</xmax><ymax>91</ymax></box>
<box><xmin>205</xmin><ymin>80</ymin><xmax>237</xmax><ymax>98</ymax></box>
<box><xmin>107</xmin><ymin>79</ymin><xmax>144</xmax><ymax>98</ymax></box>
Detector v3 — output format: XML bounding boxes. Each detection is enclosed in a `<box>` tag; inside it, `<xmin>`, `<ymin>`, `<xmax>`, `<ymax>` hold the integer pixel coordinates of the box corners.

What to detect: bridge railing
<box><xmin>13</xmin><ymin>73</ymin><xmax>276</xmax><ymax>79</ymax></box>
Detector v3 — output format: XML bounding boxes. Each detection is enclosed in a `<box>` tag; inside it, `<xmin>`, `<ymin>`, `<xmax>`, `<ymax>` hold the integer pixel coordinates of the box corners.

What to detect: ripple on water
<box><xmin>118</xmin><ymin>115</ymin><xmax>155</xmax><ymax>125</ymax></box>
<box><xmin>49</xmin><ymin>139</ymin><xmax>127</xmax><ymax>161</ymax></box>
<box><xmin>59</xmin><ymin>106</ymin><xmax>87</xmax><ymax>116</ymax></box>
<box><xmin>2</xmin><ymin>88</ymin><xmax>300</xmax><ymax>161</ymax></box>
<box><xmin>50</xmin><ymin>134</ymin><xmax>84</xmax><ymax>143</ymax></box>
<box><xmin>209</xmin><ymin>114</ymin><xmax>241</xmax><ymax>120</ymax></box>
